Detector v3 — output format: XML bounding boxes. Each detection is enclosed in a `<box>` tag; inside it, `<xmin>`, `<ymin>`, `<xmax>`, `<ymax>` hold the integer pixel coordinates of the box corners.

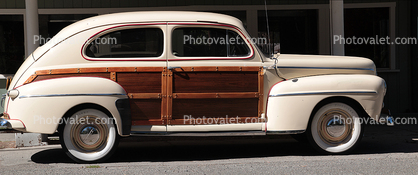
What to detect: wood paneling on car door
<box><xmin>27</xmin><ymin>67</ymin><xmax>167</xmax><ymax>125</ymax></box>
<box><xmin>25</xmin><ymin>66</ymin><xmax>264</xmax><ymax>126</ymax></box>
<box><xmin>167</xmin><ymin>66</ymin><xmax>264</xmax><ymax>125</ymax></box>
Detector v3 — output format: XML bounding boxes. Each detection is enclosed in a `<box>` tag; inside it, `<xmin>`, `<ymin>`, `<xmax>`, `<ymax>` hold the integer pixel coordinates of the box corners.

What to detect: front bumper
<box><xmin>379</xmin><ymin>113</ymin><xmax>394</xmax><ymax>126</ymax></box>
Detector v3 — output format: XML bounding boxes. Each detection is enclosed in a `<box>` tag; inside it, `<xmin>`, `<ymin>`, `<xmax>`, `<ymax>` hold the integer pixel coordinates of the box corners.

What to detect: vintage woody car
<box><xmin>0</xmin><ymin>11</ymin><xmax>387</xmax><ymax>163</ymax></box>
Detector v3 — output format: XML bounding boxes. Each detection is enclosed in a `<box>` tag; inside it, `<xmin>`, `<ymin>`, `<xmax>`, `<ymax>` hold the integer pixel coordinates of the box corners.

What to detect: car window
<box><xmin>85</xmin><ymin>28</ymin><xmax>163</xmax><ymax>58</ymax></box>
<box><xmin>172</xmin><ymin>27</ymin><xmax>250</xmax><ymax>57</ymax></box>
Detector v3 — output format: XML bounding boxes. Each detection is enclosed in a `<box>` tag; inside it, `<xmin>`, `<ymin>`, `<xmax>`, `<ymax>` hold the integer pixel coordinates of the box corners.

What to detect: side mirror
<box><xmin>273</xmin><ymin>53</ymin><xmax>280</xmax><ymax>59</ymax></box>
<box><xmin>272</xmin><ymin>43</ymin><xmax>280</xmax><ymax>59</ymax></box>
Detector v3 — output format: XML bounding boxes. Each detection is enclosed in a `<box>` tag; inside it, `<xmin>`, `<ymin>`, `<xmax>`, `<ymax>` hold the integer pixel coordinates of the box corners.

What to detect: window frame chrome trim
<box><xmin>82</xmin><ymin>23</ymin><xmax>167</xmax><ymax>61</ymax></box>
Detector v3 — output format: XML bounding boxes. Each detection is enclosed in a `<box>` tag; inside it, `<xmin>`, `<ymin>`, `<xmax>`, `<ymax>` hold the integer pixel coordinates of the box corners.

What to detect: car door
<box><xmin>82</xmin><ymin>24</ymin><xmax>169</xmax><ymax>131</ymax></box>
<box><xmin>165</xmin><ymin>22</ymin><xmax>264</xmax><ymax>131</ymax></box>
<box><xmin>28</xmin><ymin>23</ymin><xmax>169</xmax><ymax>133</ymax></box>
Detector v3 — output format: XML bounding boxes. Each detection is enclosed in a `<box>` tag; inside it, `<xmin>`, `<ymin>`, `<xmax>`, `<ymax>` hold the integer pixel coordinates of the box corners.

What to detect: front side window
<box><xmin>172</xmin><ymin>27</ymin><xmax>250</xmax><ymax>57</ymax></box>
<box><xmin>85</xmin><ymin>28</ymin><xmax>163</xmax><ymax>58</ymax></box>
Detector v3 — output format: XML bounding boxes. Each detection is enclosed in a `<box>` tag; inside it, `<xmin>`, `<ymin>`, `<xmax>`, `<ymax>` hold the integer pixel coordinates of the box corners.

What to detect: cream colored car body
<box><xmin>2</xmin><ymin>11</ymin><xmax>385</xmax><ymax>137</ymax></box>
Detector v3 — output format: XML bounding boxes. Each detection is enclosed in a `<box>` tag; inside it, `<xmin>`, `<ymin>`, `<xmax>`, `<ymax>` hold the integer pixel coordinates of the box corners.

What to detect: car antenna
<box><xmin>264</xmin><ymin>0</ymin><xmax>284</xmax><ymax>79</ymax></box>
<box><xmin>264</xmin><ymin>0</ymin><xmax>272</xmax><ymax>59</ymax></box>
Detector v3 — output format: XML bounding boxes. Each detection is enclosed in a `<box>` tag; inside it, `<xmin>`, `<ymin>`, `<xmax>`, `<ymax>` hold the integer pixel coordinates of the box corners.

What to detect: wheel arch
<box><xmin>310</xmin><ymin>96</ymin><xmax>370</xmax><ymax>122</ymax></box>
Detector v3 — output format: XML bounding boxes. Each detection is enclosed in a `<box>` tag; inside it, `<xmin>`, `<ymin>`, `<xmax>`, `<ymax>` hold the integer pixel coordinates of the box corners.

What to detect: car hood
<box><xmin>275</xmin><ymin>54</ymin><xmax>376</xmax><ymax>79</ymax></box>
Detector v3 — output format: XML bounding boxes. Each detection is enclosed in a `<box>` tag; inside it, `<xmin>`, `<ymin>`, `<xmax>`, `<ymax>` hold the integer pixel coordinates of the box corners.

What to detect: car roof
<box><xmin>32</xmin><ymin>11</ymin><xmax>245</xmax><ymax>60</ymax></box>
<box><xmin>59</xmin><ymin>11</ymin><xmax>244</xmax><ymax>36</ymax></box>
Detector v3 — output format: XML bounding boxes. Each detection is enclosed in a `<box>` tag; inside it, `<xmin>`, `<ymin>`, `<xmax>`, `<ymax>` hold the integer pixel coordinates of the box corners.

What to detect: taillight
<box><xmin>6</xmin><ymin>89</ymin><xmax>19</xmax><ymax>100</ymax></box>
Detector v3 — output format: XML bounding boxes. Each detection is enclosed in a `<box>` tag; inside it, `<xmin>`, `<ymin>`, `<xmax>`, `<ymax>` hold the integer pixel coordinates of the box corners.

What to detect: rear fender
<box><xmin>6</xmin><ymin>77</ymin><xmax>129</xmax><ymax>135</ymax></box>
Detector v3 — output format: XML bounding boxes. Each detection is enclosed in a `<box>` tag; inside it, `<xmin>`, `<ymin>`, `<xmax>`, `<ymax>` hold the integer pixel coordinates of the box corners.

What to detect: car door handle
<box><xmin>168</xmin><ymin>66</ymin><xmax>182</xmax><ymax>70</ymax></box>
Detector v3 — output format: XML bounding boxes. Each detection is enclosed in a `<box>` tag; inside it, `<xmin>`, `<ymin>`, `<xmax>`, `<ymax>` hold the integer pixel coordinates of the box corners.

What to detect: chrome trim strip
<box><xmin>269</xmin><ymin>91</ymin><xmax>377</xmax><ymax>97</ymax></box>
<box><xmin>19</xmin><ymin>93</ymin><xmax>126</xmax><ymax>99</ymax></box>
<box><xmin>131</xmin><ymin>131</ymin><xmax>267</xmax><ymax>136</ymax></box>
<box><xmin>276</xmin><ymin>66</ymin><xmax>374</xmax><ymax>71</ymax></box>
<box><xmin>266</xmin><ymin>130</ymin><xmax>305</xmax><ymax>135</ymax></box>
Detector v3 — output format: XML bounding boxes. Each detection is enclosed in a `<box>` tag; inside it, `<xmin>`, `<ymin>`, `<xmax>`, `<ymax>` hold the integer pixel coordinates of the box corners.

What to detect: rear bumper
<box><xmin>0</xmin><ymin>118</ymin><xmax>11</xmax><ymax>129</ymax></box>
<box><xmin>0</xmin><ymin>117</ymin><xmax>25</xmax><ymax>130</ymax></box>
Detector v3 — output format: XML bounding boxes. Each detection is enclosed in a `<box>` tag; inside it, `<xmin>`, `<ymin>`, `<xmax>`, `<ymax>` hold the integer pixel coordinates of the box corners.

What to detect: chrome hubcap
<box><xmin>326</xmin><ymin>117</ymin><xmax>346</xmax><ymax>138</ymax></box>
<box><xmin>317</xmin><ymin>109</ymin><xmax>353</xmax><ymax>146</ymax></box>
<box><xmin>70</xmin><ymin>115</ymin><xmax>108</xmax><ymax>153</ymax></box>
<box><xmin>80</xmin><ymin>126</ymin><xmax>100</xmax><ymax>145</ymax></box>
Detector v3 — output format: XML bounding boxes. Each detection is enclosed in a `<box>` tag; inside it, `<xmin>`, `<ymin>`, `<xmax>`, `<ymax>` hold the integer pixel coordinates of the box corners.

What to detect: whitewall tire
<box><xmin>60</xmin><ymin>108</ymin><xmax>119</xmax><ymax>163</ymax></box>
<box><xmin>308</xmin><ymin>102</ymin><xmax>364</xmax><ymax>154</ymax></box>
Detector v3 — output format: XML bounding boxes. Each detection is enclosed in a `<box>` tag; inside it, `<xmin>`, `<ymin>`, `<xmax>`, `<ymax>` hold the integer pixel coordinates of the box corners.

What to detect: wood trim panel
<box><xmin>161</xmin><ymin>68</ymin><xmax>168</xmax><ymax>124</ymax></box>
<box><xmin>35</xmin><ymin>68</ymin><xmax>108</xmax><ymax>75</ymax></box>
<box><xmin>117</xmin><ymin>72</ymin><xmax>161</xmax><ymax>93</ymax></box>
<box><xmin>24</xmin><ymin>74</ymin><xmax>37</xmax><ymax>84</ymax></box>
<box><xmin>171</xmin><ymin>98</ymin><xmax>259</xmax><ymax>120</ymax></box>
<box><xmin>167</xmin><ymin>70</ymin><xmax>173</xmax><ymax>121</ymax></box>
<box><xmin>34</xmin><ymin>67</ymin><xmax>163</xmax><ymax>75</ymax></box>
<box><xmin>130</xmin><ymin>99</ymin><xmax>162</xmax><ymax>121</ymax></box>
<box><xmin>25</xmin><ymin>66</ymin><xmax>265</xmax><ymax>126</ymax></box>
<box><xmin>173</xmin><ymin>92</ymin><xmax>259</xmax><ymax>99</ymax></box>
<box><xmin>26</xmin><ymin>67</ymin><xmax>163</xmax><ymax>84</ymax></box>
<box><xmin>32</xmin><ymin>73</ymin><xmax>111</xmax><ymax>83</ymax></box>
<box><xmin>110</xmin><ymin>72</ymin><xmax>117</xmax><ymax>81</ymax></box>
<box><xmin>172</xmin><ymin>71</ymin><xmax>258</xmax><ymax>93</ymax></box>
<box><xmin>128</xmin><ymin>93</ymin><xmax>161</xmax><ymax>99</ymax></box>
<box><xmin>258</xmin><ymin>68</ymin><xmax>264</xmax><ymax>118</ymax></box>
<box><xmin>171</xmin><ymin>66</ymin><xmax>260</xmax><ymax>72</ymax></box>
<box><xmin>108</xmin><ymin>67</ymin><xmax>164</xmax><ymax>72</ymax></box>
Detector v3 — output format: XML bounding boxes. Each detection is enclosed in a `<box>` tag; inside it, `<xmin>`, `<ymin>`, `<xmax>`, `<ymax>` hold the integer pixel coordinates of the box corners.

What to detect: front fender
<box><xmin>5</xmin><ymin>77</ymin><xmax>128</xmax><ymax>135</ymax></box>
<box><xmin>266</xmin><ymin>74</ymin><xmax>386</xmax><ymax>132</ymax></box>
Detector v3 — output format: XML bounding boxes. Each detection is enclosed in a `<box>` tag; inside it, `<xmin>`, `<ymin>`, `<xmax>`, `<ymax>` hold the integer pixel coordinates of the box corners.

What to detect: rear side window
<box><xmin>85</xmin><ymin>28</ymin><xmax>163</xmax><ymax>58</ymax></box>
<box><xmin>172</xmin><ymin>27</ymin><xmax>250</xmax><ymax>57</ymax></box>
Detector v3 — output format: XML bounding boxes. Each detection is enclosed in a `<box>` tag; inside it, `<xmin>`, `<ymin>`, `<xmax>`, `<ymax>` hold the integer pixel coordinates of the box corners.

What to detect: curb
<box><xmin>0</xmin><ymin>133</ymin><xmax>16</xmax><ymax>149</ymax></box>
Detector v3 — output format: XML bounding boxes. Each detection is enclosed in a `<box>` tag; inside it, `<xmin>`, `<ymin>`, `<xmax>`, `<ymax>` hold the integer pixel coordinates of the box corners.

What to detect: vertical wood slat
<box><xmin>110</xmin><ymin>72</ymin><xmax>117</xmax><ymax>81</ymax></box>
<box><xmin>258</xmin><ymin>67</ymin><xmax>264</xmax><ymax>118</ymax></box>
<box><xmin>167</xmin><ymin>70</ymin><xmax>173</xmax><ymax>124</ymax></box>
<box><xmin>161</xmin><ymin>68</ymin><xmax>167</xmax><ymax>125</ymax></box>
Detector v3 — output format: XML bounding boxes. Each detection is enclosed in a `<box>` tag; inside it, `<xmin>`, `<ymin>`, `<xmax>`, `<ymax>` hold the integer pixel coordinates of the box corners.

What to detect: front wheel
<box><xmin>307</xmin><ymin>102</ymin><xmax>364</xmax><ymax>154</ymax></box>
<box><xmin>59</xmin><ymin>108</ymin><xmax>119</xmax><ymax>163</ymax></box>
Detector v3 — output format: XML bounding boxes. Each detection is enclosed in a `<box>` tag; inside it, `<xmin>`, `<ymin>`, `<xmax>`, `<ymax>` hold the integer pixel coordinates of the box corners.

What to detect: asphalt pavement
<box><xmin>0</xmin><ymin>123</ymin><xmax>417</xmax><ymax>174</ymax></box>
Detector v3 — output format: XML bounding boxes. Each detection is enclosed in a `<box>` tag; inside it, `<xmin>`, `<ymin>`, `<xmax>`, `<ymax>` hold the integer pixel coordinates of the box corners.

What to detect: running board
<box><xmin>130</xmin><ymin>131</ymin><xmax>267</xmax><ymax>136</ymax></box>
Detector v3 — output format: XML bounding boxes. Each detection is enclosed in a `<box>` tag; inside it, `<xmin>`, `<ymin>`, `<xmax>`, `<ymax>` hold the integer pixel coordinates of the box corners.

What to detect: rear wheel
<box><xmin>307</xmin><ymin>102</ymin><xmax>364</xmax><ymax>154</ymax></box>
<box><xmin>59</xmin><ymin>108</ymin><xmax>119</xmax><ymax>163</ymax></box>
